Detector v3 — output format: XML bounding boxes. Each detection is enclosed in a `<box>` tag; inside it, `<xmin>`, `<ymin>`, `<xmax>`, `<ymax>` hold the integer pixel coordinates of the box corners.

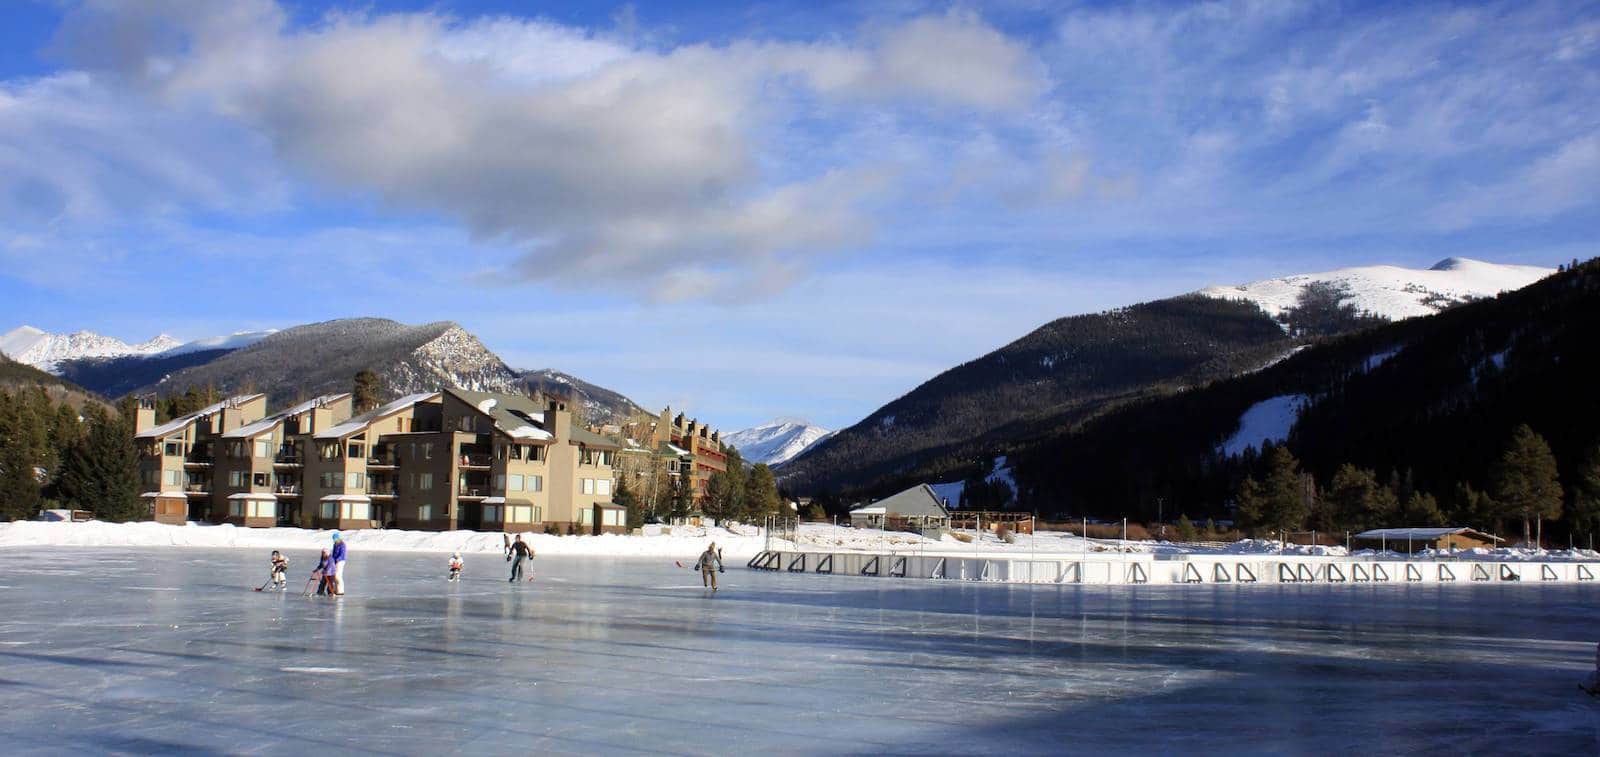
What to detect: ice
<box><xmin>1</xmin><ymin>548</ymin><xmax>1597</xmax><ymax>753</ymax></box>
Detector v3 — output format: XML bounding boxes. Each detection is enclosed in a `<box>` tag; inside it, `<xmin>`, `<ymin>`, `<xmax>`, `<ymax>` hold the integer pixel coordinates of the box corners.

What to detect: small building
<box><xmin>849</xmin><ymin>484</ymin><xmax>951</xmax><ymax>538</ymax></box>
<box><xmin>1353</xmin><ymin>527</ymin><xmax>1504</xmax><ymax>553</ymax></box>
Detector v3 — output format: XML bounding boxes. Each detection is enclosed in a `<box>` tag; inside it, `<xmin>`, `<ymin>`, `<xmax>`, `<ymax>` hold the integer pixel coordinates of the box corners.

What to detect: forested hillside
<box><xmin>1011</xmin><ymin>259</ymin><xmax>1596</xmax><ymax>541</ymax></box>
<box><xmin>782</xmin><ymin>296</ymin><xmax>1293</xmax><ymax>495</ymax></box>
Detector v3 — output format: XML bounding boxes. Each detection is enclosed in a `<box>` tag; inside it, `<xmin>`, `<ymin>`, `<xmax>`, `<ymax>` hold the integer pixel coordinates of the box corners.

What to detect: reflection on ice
<box><xmin>0</xmin><ymin>547</ymin><xmax>1595</xmax><ymax>754</ymax></box>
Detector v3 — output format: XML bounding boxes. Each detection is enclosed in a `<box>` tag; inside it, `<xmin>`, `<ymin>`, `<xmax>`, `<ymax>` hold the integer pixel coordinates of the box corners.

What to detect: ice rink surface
<box><xmin>1</xmin><ymin>547</ymin><xmax>1597</xmax><ymax>755</ymax></box>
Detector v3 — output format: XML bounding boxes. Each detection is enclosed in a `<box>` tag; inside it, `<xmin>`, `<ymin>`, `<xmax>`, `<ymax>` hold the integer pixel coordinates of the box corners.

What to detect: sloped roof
<box><xmin>850</xmin><ymin>484</ymin><xmax>950</xmax><ymax>518</ymax></box>
<box><xmin>444</xmin><ymin>388</ymin><xmax>555</xmax><ymax>441</ymax></box>
<box><xmin>222</xmin><ymin>393</ymin><xmax>350</xmax><ymax>439</ymax></box>
<box><xmin>569</xmin><ymin>425</ymin><xmax>620</xmax><ymax>450</ymax></box>
<box><xmin>136</xmin><ymin>394</ymin><xmax>265</xmax><ymax>439</ymax></box>
<box><xmin>1355</xmin><ymin>527</ymin><xmax>1503</xmax><ymax>542</ymax></box>
<box><xmin>315</xmin><ymin>392</ymin><xmax>439</xmax><ymax>440</ymax></box>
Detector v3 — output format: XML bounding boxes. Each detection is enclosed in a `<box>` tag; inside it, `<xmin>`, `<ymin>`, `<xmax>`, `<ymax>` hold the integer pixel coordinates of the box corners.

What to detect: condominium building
<box><xmin>134</xmin><ymin>389</ymin><xmax>622</xmax><ymax>533</ymax></box>
<box><xmin>648</xmin><ymin>407</ymin><xmax>728</xmax><ymax>504</ymax></box>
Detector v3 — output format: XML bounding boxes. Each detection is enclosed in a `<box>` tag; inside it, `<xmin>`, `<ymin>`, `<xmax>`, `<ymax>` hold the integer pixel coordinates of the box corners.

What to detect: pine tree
<box><xmin>1492</xmin><ymin>424</ymin><xmax>1563</xmax><ymax>545</ymax></box>
<box><xmin>1400</xmin><ymin>491</ymin><xmax>1446</xmax><ymax>527</ymax></box>
<box><xmin>613</xmin><ymin>476</ymin><xmax>643</xmax><ymax>529</ymax></box>
<box><xmin>0</xmin><ymin>390</ymin><xmax>49</xmax><ymax>520</ymax></box>
<box><xmin>353</xmin><ymin>369</ymin><xmax>383</xmax><ymax>412</ymax></box>
<box><xmin>1176</xmin><ymin>514</ymin><xmax>1197</xmax><ymax>541</ymax></box>
<box><xmin>1255</xmin><ymin>446</ymin><xmax>1311</xmax><ymax>534</ymax></box>
<box><xmin>1322</xmin><ymin>464</ymin><xmax>1397</xmax><ymax>532</ymax></box>
<box><xmin>745</xmin><ymin>464</ymin><xmax>781</xmax><ymax>521</ymax></box>
<box><xmin>1568</xmin><ymin>444</ymin><xmax>1600</xmax><ymax>544</ymax></box>
<box><xmin>60</xmin><ymin>405</ymin><xmax>144</xmax><ymax>522</ymax></box>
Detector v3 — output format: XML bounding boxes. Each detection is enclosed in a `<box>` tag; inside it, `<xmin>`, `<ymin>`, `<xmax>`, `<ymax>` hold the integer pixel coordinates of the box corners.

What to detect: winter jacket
<box><xmin>511</xmin><ymin>541</ymin><xmax>533</xmax><ymax>558</ymax></box>
<box><xmin>331</xmin><ymin>541</ymin><xmax>347</xmax><ymax>563</ymax></box>
<box><xmin>695</xmin><ymin>550</ymin><xmax>721</xmax><ymax>572</ymax></box>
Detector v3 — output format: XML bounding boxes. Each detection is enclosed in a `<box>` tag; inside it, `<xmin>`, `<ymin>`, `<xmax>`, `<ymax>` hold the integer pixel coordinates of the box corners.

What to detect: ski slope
<box><xmin>1197</xmin><ymin>257</ymin><xmax>1552</xmax><ymax>322</ymax></box>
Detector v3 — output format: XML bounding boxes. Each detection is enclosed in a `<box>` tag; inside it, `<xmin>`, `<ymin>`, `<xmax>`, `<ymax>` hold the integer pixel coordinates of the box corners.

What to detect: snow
<box><xmin>722</xmin><ymin>419</ymin><xmax>832</xmax><ymax>465</ymax></box>
<box><xmin>221</xmin><ymin>393</ymin><xmax>348</xmax><ymax>439</ymax></box>
<box><xmin>136</xmin><ymin>395</ymin><xmax>263</xmax><ymax>440</ymax></box>
<box><xmin>1</xmin><ymin>548</ymin><xmax>1596</xmax><ymax>753</ymax></box>
<box><xmin>1218</xmin><ymin>394</ymin><xmax>1308</xmax><ymax>456</ymax></box>
<box><xmin>315</xmin><ymin>392</ymin><xmax>439</xmax><ymax>439</ymax></box>
<box><xmin>161</xmin><ymin>329</ymin><xmax>277</xmax><ymax>356</ymax></box>
<box><xmin>1196</xmin><ymin>257</ymin><xmax>1551</xmax><ymax>322</ymax></box>
<box><xmin>1363</xmin><ymin>345</ymin><xmax>1402</xmax><ymax>372</ymax></box>
<box><xmin>927</xmin><ymin>456</ymin><xmax>1014</xmax><ymax>508</ymax></box>
<box><xmin>0</xmin><ymin>325</ymin><xmax>181</xmax><ymax>372</ymax></box>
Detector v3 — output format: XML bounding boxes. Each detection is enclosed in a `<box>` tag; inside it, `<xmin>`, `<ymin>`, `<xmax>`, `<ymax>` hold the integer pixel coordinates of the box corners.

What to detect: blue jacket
<box><xmin>331</xmin><ymin>541</ymin><xmax>347</xmax><ymax>562</ymax></box>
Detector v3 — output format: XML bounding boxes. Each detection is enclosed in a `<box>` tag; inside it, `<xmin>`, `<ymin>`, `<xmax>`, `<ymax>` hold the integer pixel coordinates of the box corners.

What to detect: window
<box><xmin>494</xmin><ymin>474</ymin><xmax>505</xmax><ymax>491</ymax></box>
<box><xmin>581</xmin><ymin>478</ymin><xmax>595</xmax><ymax>495</ymax></box>
<box><xmin>348</xmin><ymin>472</ymin><xmax>364</xmax><ymax>490</ymax></box>
<box><xmin>321</xmin><ymin>501</ymin><xmax>337</xmax><ymax>519</ymax></box>
<box><xmin>164</xmin><ymin>470</ymin><xmax>181</xmax><ymax>486</ymax></box>
<box><xmin>348</xmin><ymin>443</ymin><xmax>365</xmax><ymax>459</ymax></box>
<box><xmin>250</xmin><ymin>500</ymin><xmax>275</xmax><ymax>518</ymax></box>
<box><xmin>528</xmin><ymin>475</ymin><xmax>543</xmax><ymax>493</ymax></box>
<box><xmin>529</xmin><ymin>445</ymin><xmax>544</xmax><ymax>462</ymax></box>
<box><xmin>508</xmin><ymin>505</ymin><xmax>534</xmax><ymax>523</ymax></box>
<box><xmin>509</xmin><ymin>474</ymin><xmax>524</xmax><ymax>492</ymax></box>
<box><xmin>320</xmin><ymin>472</ymin><xmax>344</xmax><ymax>489</ymax></box>
<box><xmin>422</xmin><ymin>443</ymin><xmax>434</xmax><ymax>460</ymax></box>
<box><xmin>229</xmin><ymin>471</ymin><xmax>245</xmax><ymax>487</ymax></box>
<box><xmin>255</xmin><ymin>440</ymin><xmax>271</xmax><ymax>458</ymax></box>
<box><xmin>417</xmin><ymin>504</ymin><xmax>433</xmax><ymax>521</ymax></box>
<box><xmin>579</xmin><ymin>508</ymin><xmax>593</xmax><ymax>525</ymax></box>
<box><xmin>596</xmin><ymin>479</ymin><xmax>612</xmax><ymax>496</ymax></box>
<box><xmin>418</xmin><ymin>473</ymin><xmax>433</xmax><ymax>491</ymax></box>
<box><xmin>483</xmin><ymin>505</ymin><xmax>501</xmax><ymax>523</ymax></box>
<box><xmin>231</xmin><ymin>501</ymin><xmax>246</xmax><ymax>517</ymax></box>
<box><xmin>343</xmin><ymin>502</ymin><xmax>370</xmax><ymax>520</ymax></box>
<box><xmin>252</xmin><ymin>472</ymin><xmax>268</xmax><ymax>487</ymax></box>
<box><xmin>603</xmin><ymin>509</ymin><xmax>624</xmax><ymax>527</ymax></box>
<box><xmin>164</xmin><ymin>441</ymin><xmax>182</xmax><ymax>456</ymax></box>
<box><xmin>456</xmin><ymin>415</ymin><xmax>476</xmax><ymax>432</ymax></box>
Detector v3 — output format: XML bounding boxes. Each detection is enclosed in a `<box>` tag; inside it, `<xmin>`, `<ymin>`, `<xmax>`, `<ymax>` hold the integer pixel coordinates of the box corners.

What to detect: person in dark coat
<box><xmin>508</xmin><ymin>534</ymin><xmax>534</xmax><ymax>582</ymax></box>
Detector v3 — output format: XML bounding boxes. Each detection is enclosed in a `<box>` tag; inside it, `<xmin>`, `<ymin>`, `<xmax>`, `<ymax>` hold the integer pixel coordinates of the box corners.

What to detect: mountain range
<box><xmin>779</xmin><ymin>258</ymin><xmax>1554</xmax><ymax>496</ymax></box>
<box><xmin>721</xmin><ymin>420</ymin><xmax>832</xmax><ymax>466</ymax></box>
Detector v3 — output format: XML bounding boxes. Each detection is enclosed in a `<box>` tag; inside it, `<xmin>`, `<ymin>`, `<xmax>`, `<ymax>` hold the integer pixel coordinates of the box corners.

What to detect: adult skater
<box><xmin>694</xmin><ymin>542</ymin><xmax>724</xmax><ymax>591</ymax></box>
<box><xmin>330</xmin><ymin>532</ymin><xmax>348</xmax><ymax>596</ymax></box>
<box><xmin>269</xmin><ymin>550</ymin><xmax>288</xmax><ymax>591</ymax></box>
<box><xmin>508</xmin><ymin>534</ymin><xmax>534</xmax><ymax>582</ymax></box>
<box><xmin>448</xmin><ymin>553</ymin><xmax>464</xmax><ymax>581</ymax></box>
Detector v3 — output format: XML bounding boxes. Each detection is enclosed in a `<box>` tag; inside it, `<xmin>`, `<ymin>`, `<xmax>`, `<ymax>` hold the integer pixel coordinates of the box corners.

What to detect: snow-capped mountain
<box><xmin>0</xmin><ymin>325</ymin><xmax>279</xmax><ymax>373</ymax></box>
<box><xmin>1197</xmin><ymin>257</ymin><xmax>1552</xmax><ymax>322</ymax></box>
<box><xmin>517</xmin><ymin>369</ymin><xmax>647</xmax><ymax>425</ymax></box>
<box><xmin>724</xmin><ymin>420</ymin><xmax>832</xmax><ymax>466</ymax></box>
<box><xmin>0</xmin><ymin>326</ymin><xmax>181</xmax><ymax>372</ymax></box>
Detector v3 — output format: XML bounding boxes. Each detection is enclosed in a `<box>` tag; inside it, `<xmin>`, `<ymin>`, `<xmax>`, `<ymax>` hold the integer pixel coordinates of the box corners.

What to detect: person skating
<box><xmin>269</xmin><ymin>550</ymin><xmax>289</xmax><ymax>591</ymax></box>
<box><xmin>312</xmin><ymin>548</ymin><xmax>332</xmax><ymax>595</ymax></box>
<box><xmin>330</xmin><ymin>531</ymin><xmax>348</xmax><ymax>596</ymax></box>
<box><xmin>694</xmin><ymin>542</ymin><xmax>724</xmax><ymax>591</ymax></box>
<box><xmin>508</xmin><ymin>534</ymin><xmax>534</xmax><ymax>582</ymax></box>
<box><xmin>448</xmin><ymin>553</ymin><xmax>464</xmax><ymax>582</ymax></box>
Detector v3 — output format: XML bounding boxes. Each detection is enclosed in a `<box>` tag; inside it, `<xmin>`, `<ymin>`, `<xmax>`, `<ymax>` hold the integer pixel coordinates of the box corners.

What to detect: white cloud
<box><xmin>40</xmin><ymin>1</ymin><xmax>1043</xmax><ymax>300</ymax></box>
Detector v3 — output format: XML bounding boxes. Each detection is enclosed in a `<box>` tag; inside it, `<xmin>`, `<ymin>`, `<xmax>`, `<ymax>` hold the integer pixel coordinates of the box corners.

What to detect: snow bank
<box><xmin>0</xmin><ymin>520</ymin><xmax>765</xmax><ymax>560</ymax></box>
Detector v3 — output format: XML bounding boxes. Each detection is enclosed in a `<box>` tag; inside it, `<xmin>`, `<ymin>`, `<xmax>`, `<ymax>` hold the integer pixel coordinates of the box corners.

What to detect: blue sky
<box><xmin>2</xmin><ymin>1</ymin><xmax>1597</xmax><ymax>432</ymax></box>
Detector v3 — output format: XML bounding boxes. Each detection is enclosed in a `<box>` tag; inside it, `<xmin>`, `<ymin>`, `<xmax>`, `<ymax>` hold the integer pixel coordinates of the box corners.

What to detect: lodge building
<box><xmin>135</xmin><ymin>388</ymin><xmax>625</xmax><ymax>534</ymax></box>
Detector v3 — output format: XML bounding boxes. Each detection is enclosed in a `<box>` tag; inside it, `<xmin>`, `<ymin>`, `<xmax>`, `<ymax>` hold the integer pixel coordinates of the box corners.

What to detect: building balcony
<box><xmin>184</xmin><ymin>484</ymin><xmax>210</xmax><ymax>495</ymax></box>
<box><xmin>184</xmin><ymin>457</ymin><xmax>214</xmax><ymax>467</ymax></box>
<box><xmin>458</xmin><ymin>487</ymin><xmax>489</xmax><ymax>499</ymax></box>
<box><xmin>275</xmin><ymin>485</ymin><xmax>301</xmax><ymax>496</ymax></box>
<box><xmin>366</xmin><ymin>455</ymin><xmax>398</xmax><ymax>469</ymax></box>
<box><xmin>273</xmin><ymin>455</ymin><xmax>303</xmax><ymax>467</ymax></box>
<box><xmin>459</xmin><ymin>453</ymin><xmax>492</xmax><ymax>469</ymax></box>
<box><xmin>367</xmin><ymin>484</ymin><xmax>398</xmax><ymax>498</ymax></box>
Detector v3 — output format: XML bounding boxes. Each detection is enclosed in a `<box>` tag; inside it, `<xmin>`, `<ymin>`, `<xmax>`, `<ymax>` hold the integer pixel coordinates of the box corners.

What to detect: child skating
<box><xmin>448</xmin><ymin>552</ymin><xmax>464</xmax><ymax>582</ymax></box>
<box><xmin>270</xmin><ymin>550</ymin><xmax>288</xmax><ymax>590</ymax></box>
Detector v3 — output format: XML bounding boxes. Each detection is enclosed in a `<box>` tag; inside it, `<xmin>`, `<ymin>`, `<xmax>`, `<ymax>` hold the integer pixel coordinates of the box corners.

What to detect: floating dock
<box><xmin>745</xmin><ymin>550</ymin><xmax>1600</xmax><ymax>585</ymax></box>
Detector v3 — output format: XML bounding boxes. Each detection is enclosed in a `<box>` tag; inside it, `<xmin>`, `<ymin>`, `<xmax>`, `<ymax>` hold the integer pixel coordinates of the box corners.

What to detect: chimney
<box><xmin>135</xmin><ymin>397</ymin><xmax>157</xmax><ymax>434</ymax></box>
<box><xmin>545</xmin><ymin>399</ymin><xmax>571</xmax><ymax>442</ymax></box>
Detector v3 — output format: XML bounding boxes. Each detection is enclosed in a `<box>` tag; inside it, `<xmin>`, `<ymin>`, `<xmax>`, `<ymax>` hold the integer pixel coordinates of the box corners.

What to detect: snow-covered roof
<box><xmin>315</xmin><ymin>393</ymin><xmax>440</xmax><ymax>440</ymax></box>
<box><xmin>319</xmin><ymin>494</ymin><xmax>371</xmax><ymax>503</ymax></box>
<box><xmin>140</xmin><ymin>491</ymin><xmax>188</xmax><ymax>498</ymax></box>
<box><xmin>850</xmin><ymin>505</ymin><xmax>887</xmax><ymax>515</ymax></box>
<box><xmin>136</xmin><ymin>394</ymin><xmax>265</xmax><ymax>439</ymax></box>
<box><xmin>445</xmin><ymin>388</ymin><xmax>558</xmax><ymax>442</ymax></box>
<box><xmin>226</xmin><ymin>492</ymin><xmax>277</xmax><ymax>500</ymax></box>
<box><xmin>222</xmin><ymin>393</ymin><xmax>350</xmax><ymax>439</ymax></box>
<box><xmin>664</xmin><ymin>443</ymin><xmax>691</xmax><ymax>456</ymax></box>
<box><xmin>1355</xmin><ymin>527</ymin><xmax>1502</xmax><ymax>542</ymax></box>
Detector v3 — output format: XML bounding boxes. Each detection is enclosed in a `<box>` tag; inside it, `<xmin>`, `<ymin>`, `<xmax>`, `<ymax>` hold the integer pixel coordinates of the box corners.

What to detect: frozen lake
<box><xmin>1</xmin><ymin>548</ymin><xmax>1596</xmax><ymax>755</ymax></box>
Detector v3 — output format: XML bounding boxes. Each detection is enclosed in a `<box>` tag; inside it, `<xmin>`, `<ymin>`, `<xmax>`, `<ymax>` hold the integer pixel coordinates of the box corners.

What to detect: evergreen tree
<box><xmin>613</xmin><ymin>476</ymin><xmax>644</xmax><ymax>529</ymax></box>
<box><xmin>744</xmin><ymin>464</ymin><xmax>781</xmax><ymax>521</ymax></box>
<box><xmin>1399</xmin><ymin>491</ymin><xmax>1447</xmax><ymax>527</ymax></box>
<box><xmin>1175</xmin><ymin>514</ymin><xmax>1197</xmax><ymax>541</ymax></box>
<box><xmin>1237</xmin><ymin>446</ymin><xmax>1311</xmax><ymax>534</ymax></box>
<box><xmin>353</xmin><ymin>369</ymin><xmax>383</xmax><ymax>412</ymax></box>
<box><xmin>667</xmin><ymin>474</ymin><xmax>693</xmax><ymax>519</ymax></box>
<box><xmin>1567</xmin><ymin>444</ymin><xmax>1600</xmax><ymax>544</ymax></box>
<box><xmin>0</xmin><ymin>390</ymin><xmax>49</xmax><ymax>520</ymax></box>
<box><xmin>1492</xmin><ymin>424</ymin><xmax>1563</xmax><ymax>544</ymax></box>
<box><xmin>60</xmin><ymin>405</ymin><xmax>143</xmax><ymax>522</ymax></box>
<box><xmin>1322</xmin><ymin>464</ymin><xmax>1397</xmax><ymax>532</ymax></box>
